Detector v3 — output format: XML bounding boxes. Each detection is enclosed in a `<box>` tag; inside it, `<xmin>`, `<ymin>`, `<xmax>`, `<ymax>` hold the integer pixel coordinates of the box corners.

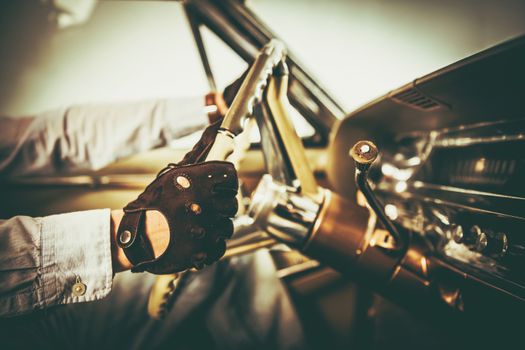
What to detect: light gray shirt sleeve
<box><xmin>0</xmin><ymin>210</ymin><xmax>112</xmax><ymax>317</ymax></box>
<box><xmin>0</xmin><ymin>96</ymin><xmax>209</xmax><ymax>178</ymax></box>
<box><xmin>0</xmin><ymin>97</ymin><xmax>209</xmax><ymax>317</ymax></box>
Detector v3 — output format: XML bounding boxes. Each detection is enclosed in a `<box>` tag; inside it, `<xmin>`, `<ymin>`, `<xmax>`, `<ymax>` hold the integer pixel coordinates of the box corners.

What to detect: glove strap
<box><xmin>116</xmin><ymin>211</ymin><xmax>155</xmax><ymax>272</ymax></box>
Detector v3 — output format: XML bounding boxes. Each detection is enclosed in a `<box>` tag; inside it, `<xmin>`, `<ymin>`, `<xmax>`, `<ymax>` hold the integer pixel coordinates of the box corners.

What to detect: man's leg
<box><xmin>1</xmin><ymin>250</ymin><xmax>307</xmax><ymax>350</ymax></box>
<box><xmin>1</xmin><ymin>271</ymin><xmax>156</xmax><ymax>350</ymax></box>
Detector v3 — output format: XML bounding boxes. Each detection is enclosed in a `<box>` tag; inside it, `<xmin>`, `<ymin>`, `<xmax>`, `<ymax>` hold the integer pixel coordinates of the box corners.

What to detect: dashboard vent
<box><xmin>390</xmin><ymin>87</ymin><xmax>446</xmax><ymax>111</ymax></box>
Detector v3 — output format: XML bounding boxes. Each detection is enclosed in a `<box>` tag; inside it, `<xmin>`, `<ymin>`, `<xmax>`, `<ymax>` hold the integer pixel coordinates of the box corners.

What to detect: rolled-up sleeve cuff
<box><xmin>40</xmin><ymin>209</ymin><xmax>113</xmax><ymax>308</ymax></box>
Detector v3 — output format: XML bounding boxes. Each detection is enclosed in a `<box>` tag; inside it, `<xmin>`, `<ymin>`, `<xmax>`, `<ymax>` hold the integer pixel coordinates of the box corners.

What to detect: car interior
<box><xmin>1</xmin><ymin>1</ymin><xmax>525</xmax><ymax>349</ymax></box>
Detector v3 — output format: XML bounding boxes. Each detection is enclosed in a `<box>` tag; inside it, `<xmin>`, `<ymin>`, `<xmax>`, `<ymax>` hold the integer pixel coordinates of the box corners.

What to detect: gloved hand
<box><xmin>116</xmin><ymin>121</ymin><xmax>238</xmax><ymax>274</ymax></box>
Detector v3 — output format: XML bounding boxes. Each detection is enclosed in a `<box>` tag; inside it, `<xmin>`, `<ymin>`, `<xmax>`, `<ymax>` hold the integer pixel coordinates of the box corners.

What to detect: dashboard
<box><xmin>328</xmin><ymin>35</ymin><xmax>525</xmax><ymax>315</ymax></box>
<box><xmin>378</xmin><ymin>119</ymin><xmax>525</xmax><ymax>300</ymax></box>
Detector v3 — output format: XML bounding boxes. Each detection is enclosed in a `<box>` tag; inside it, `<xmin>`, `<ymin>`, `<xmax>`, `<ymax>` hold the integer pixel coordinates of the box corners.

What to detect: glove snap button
<box><xmin>120</xmin><ymin>230</ymin><xmax>132</xmax><ymax>245</ymax></box>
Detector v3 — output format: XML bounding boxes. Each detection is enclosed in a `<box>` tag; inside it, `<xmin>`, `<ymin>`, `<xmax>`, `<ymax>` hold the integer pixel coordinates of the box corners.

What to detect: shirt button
<box><xmin>72</xmin><ymin>276</ymin><xmax>87</xmax><ymax>297</ymax></box>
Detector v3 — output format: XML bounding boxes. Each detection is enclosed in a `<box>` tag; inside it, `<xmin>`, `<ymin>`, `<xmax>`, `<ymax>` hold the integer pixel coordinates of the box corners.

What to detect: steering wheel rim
<box><xmin>147</xmin><ymin>39</ymin><xmax>321</xmax><ymax>319</ymax></box>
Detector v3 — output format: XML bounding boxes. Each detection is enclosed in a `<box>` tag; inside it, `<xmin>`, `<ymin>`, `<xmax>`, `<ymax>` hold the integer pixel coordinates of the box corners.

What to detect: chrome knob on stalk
<box><xmin>350</xmin><ymin>140</ymin><xmax>379</xmax><ymax>169</ymax></box>
<box><xmin>350</xmin><ymin>140</ymin><xmax>405</xmax><ymax>251</ymax></box>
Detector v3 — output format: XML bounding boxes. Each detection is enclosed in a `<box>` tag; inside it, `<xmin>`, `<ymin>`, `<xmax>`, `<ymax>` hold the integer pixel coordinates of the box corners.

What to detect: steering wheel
<box><xmin>147</xmin><ymin>40</ymin><xmax>364</xmax><ymax>318</ymax></box>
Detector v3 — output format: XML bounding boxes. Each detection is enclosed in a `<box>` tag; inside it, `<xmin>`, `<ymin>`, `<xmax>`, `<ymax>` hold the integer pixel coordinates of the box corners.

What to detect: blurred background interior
<box><xmin>2</xmin><ymin>0</ymin><xmax>525</xmax><ymax>117</ymax></box>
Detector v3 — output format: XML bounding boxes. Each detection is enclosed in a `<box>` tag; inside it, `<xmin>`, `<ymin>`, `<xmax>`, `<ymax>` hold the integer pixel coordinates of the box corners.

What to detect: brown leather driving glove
<box><xmin>116</xmin><ymin>121</ymin><xmax>238</xmax><ymax>274</ymax></box>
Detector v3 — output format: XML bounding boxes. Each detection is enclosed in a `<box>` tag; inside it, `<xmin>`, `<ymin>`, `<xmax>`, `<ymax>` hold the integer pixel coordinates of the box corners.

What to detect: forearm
<box><xmin>110</xmin><ymin>210</ymin><xmax>132</xmax><ymax>272</ymax></box>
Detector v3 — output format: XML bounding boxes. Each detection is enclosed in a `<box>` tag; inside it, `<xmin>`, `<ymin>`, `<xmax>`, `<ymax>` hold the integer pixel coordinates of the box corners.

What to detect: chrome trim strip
<box><xmin>412</xmin><ymin>181</ymin><xmax>525</xmax><ymax>201</ymax></box>
<box><xmin>434</xmin><ymin>133</ymin><xmax>525</xmax><ymax>148</ymax></box>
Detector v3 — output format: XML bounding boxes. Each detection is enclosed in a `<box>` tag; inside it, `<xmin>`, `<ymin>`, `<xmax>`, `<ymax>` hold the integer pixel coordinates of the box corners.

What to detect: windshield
<box><xmin>249</xmin><ymin>0</ymin><xmax>525</xmax><ymax>113</ymax></box>
<box><xmin>3</xmin><ymin>0</ymin><xmax>525</xmax><ymax>119</ymax></box>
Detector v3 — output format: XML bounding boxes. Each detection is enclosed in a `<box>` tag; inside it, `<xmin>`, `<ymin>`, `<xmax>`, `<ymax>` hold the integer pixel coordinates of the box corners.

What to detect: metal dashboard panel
<box><xmin>327</xmin><ymin>35</ymin><xmax>525</xmax><ymax>301</ymax></box>
<box><xmin>328</xmin><ymin>35</ymin><xmax>525</xmax><ymax>199</ymax></box>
